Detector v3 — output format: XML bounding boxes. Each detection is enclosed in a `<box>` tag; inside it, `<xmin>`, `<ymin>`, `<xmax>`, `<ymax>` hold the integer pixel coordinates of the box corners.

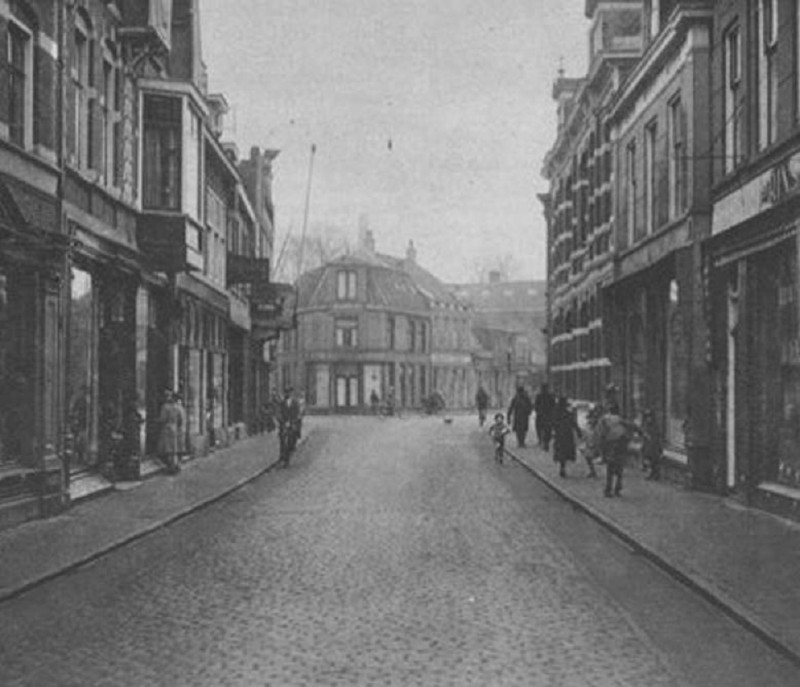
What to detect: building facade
<box><xmin>606</xmin><ymin>1</ymin><xmax>714</xmax><ymax>484</ymax></box>
<box><xmin>0</xmin><ymin>0</ymin><xmax>290</xmax><ymax>530</ymax></box>
<box><xmin>450</xmin><ymin>273</ymin><xmax>547</xmax><ymax>408</ymax></box>
<box><xmin>541</xmin><ymin>0</ymin><xmax>644</xmax><ymax>407</ymax></box>
<box><xmin>280</xmin><ymin>233</ymin><xmax>475</xmax><ymax>413</ymax></box>
<box><xmin>705</xmin><ymin>0</ymin><xmax>800</xmax><ymax>514</ymax></box>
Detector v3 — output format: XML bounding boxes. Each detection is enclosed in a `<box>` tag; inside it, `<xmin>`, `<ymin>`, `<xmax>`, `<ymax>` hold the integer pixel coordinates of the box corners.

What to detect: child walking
<box><xmin>489</xmin><ymin>412</ymin><xmax>511</xmax><ymax>464</ymax></box>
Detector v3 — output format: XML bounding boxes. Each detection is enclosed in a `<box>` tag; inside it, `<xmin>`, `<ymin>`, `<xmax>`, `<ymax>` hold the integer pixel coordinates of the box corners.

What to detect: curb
<box><xmin>0</xmin><ymin>431</ymin><xmax>312</xmax><ymax>606</ymax></box>
<box><xmin>507</xmin><ymin>448</ymin><xmax>800</xmax><ymax>670</ymax></box>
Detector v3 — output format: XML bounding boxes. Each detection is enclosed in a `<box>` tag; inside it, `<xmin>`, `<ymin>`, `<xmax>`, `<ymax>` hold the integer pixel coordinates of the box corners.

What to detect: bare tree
<box><xmin>274</xmin><ymin>223</ymin><xmax>352</xmax><ymax>282</ymax></box>
<box><xmin>465</xmin><ymin>253</ymin><xmax>520</xmax><ymax>283</ymax></box>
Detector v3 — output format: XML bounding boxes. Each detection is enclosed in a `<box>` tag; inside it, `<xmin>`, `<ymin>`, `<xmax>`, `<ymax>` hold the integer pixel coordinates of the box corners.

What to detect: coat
<box><xmin>157</xmin><ymin>401</ymin><xmax>183</xmax><ymax>456</ymax></box>
<box><xmin>553</xmin><ymin>406</ymin><xmax>581</xmax><ymax>463</ymax></box>
<box><xmin>507</xmin><ymin>391</ymin><xmax>533</xmax><ymax>433</ymax></box>
<box><xmin>534</xmin><ymin>390</ymin><xmax>556</xmax><ymax>425</ymax></box>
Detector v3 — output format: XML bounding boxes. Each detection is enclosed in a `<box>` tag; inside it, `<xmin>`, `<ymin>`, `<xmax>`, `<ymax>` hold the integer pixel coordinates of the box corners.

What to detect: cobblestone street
<box><xmin>1</xmin><ymin>416</ymin><xmax>797</xmax><ymax>686</ymax></box>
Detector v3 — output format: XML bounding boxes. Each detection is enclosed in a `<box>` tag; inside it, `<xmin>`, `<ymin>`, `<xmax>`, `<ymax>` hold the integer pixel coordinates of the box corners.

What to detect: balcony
<box><xmin>227</xmin><ymin>254</ymin><xmax>270</xmax><ymax>287</ymax></box>
<box><xmin>137</xmin><ymin>212</ymin><xmax>203</xmax><ymax>273</ymax></box>
<box><xmin>250</xmin><ymin>282</ymin><xmax>296</xmax><ymax>341</ymax></box>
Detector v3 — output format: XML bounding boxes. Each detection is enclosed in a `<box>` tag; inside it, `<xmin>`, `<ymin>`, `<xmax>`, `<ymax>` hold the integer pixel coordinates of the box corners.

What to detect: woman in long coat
<box><xmin>507</xmin><ymin>386</ymin><xmax>534</xmax><ymax>448</ymax></box>
<box><xmin>553</xmin><ymin>396</ymin><xmax>582</xmax><ymax>477</ymax></box>
<box><xmin>158</xmin><ymin>391</ymin><xmax>182</xmax><ymax>474</ymax></box>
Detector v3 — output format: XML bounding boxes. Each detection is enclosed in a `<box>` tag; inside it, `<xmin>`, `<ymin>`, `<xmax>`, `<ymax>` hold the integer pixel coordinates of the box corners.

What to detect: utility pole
<box><xmin>297</xmin><ymin>143</ymin><xmax>317</xmax><ymax>278</ymax></box>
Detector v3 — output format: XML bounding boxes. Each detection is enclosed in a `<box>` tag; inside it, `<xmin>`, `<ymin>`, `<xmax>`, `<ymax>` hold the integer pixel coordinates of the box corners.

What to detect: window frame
<box><xmin>334</xmin><ymin>318</ymin><xmax>359</xmax><ymax>348</ymax></box>
<box><xmin>6</xmin><ymin>16</ymin><xmax>34</xmax><ymax>149</ymax></box>
<box><xmin>336</xmin><ymin>269</ymin><xmax>357</xmax><ymax>300</ymax></box>
<box><xmin>644</xmin><ymin>119</ymin><xmax>657</xmax><ymax>235</ymax></box>
<box><xmin>724</xmin><ymin>24</ymin><xmax>742</xmax><ymax>173</ymax></box>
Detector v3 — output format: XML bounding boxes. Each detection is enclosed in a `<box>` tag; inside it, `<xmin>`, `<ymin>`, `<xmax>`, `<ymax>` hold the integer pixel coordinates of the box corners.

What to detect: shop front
<box><xmin>606</xmin><ymin>248</ymin><xmax>700</xmax><ymax>481</ymax></box>
<box><xmin>707</xmin><ymin>220</ymin><xmax>800</xmax><ymax>507</ymax></box>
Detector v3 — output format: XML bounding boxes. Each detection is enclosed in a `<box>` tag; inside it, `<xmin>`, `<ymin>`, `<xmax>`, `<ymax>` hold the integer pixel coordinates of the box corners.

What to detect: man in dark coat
<box><xmin>552</xmin><ymin>396</ymin><xmax>581</xmax><ymax>478</ymax></box>
<box><xmin>533</xmin><ymin>383</ymin><xmax>556</xmax><ymax>450</ymax></box>
<box><xmin>277</xmin><ymin>387</ymin><xmax>301</xmax><ymax>465</ymax></box>
<box><xmin>475</xmin><ymin>385</ymin><xmax>489</xmax><ymax>427</ymax></box>
<box><xmin>507</xmin><ymin>386</ymin><xmax>534</xmax><ymax>448</ymax></box>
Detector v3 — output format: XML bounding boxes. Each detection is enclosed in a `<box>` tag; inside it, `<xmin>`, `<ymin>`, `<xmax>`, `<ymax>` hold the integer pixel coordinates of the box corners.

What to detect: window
<box><xmin>72</xmin><ymin>14</ymin><xmax>91</xmax><ymax>168</ymax></box>
<box><xmin>101</xmin><ymin>57</ymin><xmax>119</xmax><ymax>186</ymax></box>
<box><xmin>7</xmin><ymin>19</ymin><xmax>32</xmax><ymax>148</ymax></box>
<box><xmin>644</xmin><ymin>120</ymin><xmax>657</xmax><ymax>234</ymax></box>
<box><xmin>626</xmin><ymin>140</ymin><xmax>637</xmax><ymax>243</ymax></box>
<box><xmin>724</xmin><ymin>26</ymin><xmax>742</xmax><ymax>172</ymax></box>
<box><xmin>387</xmin><ymin>315</ymin><xmax>395</xmax><ymax>350</ymax></box>
<box><xmin>409</xmin><ymin>320</ymin><xmax>416</xmax><ymax>351</ymax></box>
<box><xmin>335</xmin><ymin>319</ymin><xmax>358</xmax><ymax>348</ymax></box>
<box><xmin>668</xmin><ymin>97</ymin><xmax>687</xmax><ymax>217</ymax></box>
<box><xmin>758</xmin><ymin>0</ymin><xmax>778</xmax><ymax>149</ymax></box>
<box><xmin>142</xmin><ymin>94</ymin><xmax>182</xmax><ymax>210</ymax></box>
<box><xmin>337</xmin><ymin>270</ymin><xmax>357</xmax><ymax>300</ymax></box>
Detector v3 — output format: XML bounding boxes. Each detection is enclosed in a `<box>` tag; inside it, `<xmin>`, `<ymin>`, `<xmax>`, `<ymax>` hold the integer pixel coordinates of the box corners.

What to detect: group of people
<box><xmin>157</xmin><ymin>386</ymin><xmax>304</xmax><ymax>474</ymax></box>
<box><xmin>483</xmin><ymin>382</ymin><xmax>664</xmax><ymax>498</ymax></box>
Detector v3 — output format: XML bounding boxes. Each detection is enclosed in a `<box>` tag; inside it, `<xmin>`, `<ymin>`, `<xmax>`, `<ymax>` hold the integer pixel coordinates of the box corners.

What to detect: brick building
<box><xmin>540</xmin><ymin>0</ymin><xmax>644</xmax><ymax>407</ymax></box>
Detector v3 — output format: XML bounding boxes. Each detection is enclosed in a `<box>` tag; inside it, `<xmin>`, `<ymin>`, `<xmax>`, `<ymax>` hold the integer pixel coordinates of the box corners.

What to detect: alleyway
<box><xmin>1</xmin><ymin>417</ymin><xmax>797</xmax><ymax>686</ymax></box>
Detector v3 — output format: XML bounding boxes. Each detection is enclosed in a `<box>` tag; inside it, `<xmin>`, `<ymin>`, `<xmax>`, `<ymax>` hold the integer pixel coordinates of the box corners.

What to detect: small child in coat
<box><xmin>489</xmin><ymin>412</ymin><xmax>511</xmax><ymax>463</ymax></box>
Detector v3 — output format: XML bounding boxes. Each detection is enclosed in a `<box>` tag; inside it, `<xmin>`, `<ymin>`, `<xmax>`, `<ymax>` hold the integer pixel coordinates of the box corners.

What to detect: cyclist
<box><xmin>488</xmin><ymin>412</ymin><xmax>511</xmax><ymax>465</ymax></box>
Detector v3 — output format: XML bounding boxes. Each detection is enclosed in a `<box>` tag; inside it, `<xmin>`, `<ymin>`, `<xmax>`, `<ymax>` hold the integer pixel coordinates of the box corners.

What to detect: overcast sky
<box><xmin>200</xmin><ymin>0</ymin><xmax>589</xmax><ymax>282</ymax></box>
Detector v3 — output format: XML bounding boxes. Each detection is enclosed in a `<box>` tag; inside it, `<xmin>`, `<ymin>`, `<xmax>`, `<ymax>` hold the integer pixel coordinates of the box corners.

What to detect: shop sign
<box><xmin>713</xmin><ymin>150</ymin><xmax>800</xmax><ymax>236</ymax></box>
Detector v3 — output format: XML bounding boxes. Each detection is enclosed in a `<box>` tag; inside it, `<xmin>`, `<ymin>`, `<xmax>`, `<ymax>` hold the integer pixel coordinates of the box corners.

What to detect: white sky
<box><xmin>200</xmin><ymin>0</ymin><xmax>589</xmax><ymax>282</ymax></box>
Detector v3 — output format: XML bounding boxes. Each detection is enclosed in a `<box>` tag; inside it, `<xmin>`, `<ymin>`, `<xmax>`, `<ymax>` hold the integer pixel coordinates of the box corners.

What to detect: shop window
<box><xmin>665</xmin><ymin>280</ymin><xmax>687</xmax><ymax>449</ymax></box>
<box><xmin>776</xmin><ymin>246</ymin><xmax>800</xmax><ymax>487</ymax></box>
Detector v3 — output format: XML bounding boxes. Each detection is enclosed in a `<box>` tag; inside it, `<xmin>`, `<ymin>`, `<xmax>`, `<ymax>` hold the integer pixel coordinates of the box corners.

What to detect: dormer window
<box><xmin>337</xmin><ymin>270</ymin><xmax>357</xmax><ymax>300</ymax></box>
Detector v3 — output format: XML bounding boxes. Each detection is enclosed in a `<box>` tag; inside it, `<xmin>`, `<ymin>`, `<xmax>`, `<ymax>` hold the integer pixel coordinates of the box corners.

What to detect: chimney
<box><xmin>406</xmin><ymin>239</ymin><xmax>417</xmax><ymax>263</ymax></box>
<box><xmin>359</xmin><ymin>228</ymin><xmax>375</xmax><ymax>253</ymax></box>
<box><xmin>489</xmin><ymin>270</ymin><xmax>502</xmax><ymax>284</ymax></box>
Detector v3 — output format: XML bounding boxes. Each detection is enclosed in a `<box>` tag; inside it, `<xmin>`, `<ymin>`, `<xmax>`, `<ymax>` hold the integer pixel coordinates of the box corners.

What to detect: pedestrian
<box><xmin>641</xmin><ymin>409</ymin><xmax>663</xmax><ymax>480</ymax></box>
<box><xmin>533</xmin><ymin>383</ymin><xmax>556</xmax><ymax>450</ymax></box>
<box><xmin>475</xmin><ymin>385</ymin><xmax>489</xmax><ymax>427</ymax></box>
<box><xmin>595</xmin><ymin>402</ymin><xmax>640</xmax><ymax>497</ymax></box>
<box><xmin>488</xmin><ymin>412</ymin><xmax>511</xmax><ymax>464</ymax></box>
<box><xmin>370</xmin><ymin>389</ymin><xmax>381</xmax><ymax>415</ymax></box>
<box><xmin>552</xmin><ymin>396</ymin><xmax>582</xmax><ymax>477</ymax></box>
<box><xmin>276</xmin><ymin>386</ymin><xmax>301</xmax><ymax>467</ymax></box>
<box><xmin>173</xmin><ymin>392</ymin><xmax>187</xmax><ymax>461</ymax></box>
<box><xmin>580</xmin><ymin>404</ymin><xmax>601</xmax><ymax>478</ymax></box>
<box><xmin>157</xmin><ymin>390</ymin><xmax>182</xmax><ymax>474</ymax></box>
<box><xmin>507</xmin><ymin>385</ymin><xmax>534</xmax><ymax>448</ymax></box>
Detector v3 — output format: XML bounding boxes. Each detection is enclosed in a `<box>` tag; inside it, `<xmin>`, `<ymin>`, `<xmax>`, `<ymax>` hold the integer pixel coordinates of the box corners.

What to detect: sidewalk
<box><xmin>508</xmin><ymin>441</ymin><xmax>800</xmax><ymax>668</ymax></box>
<box><xmin>0</xmin><ymin>425</ymin><xmax>311</xmax><ymax>604</ymax></box>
